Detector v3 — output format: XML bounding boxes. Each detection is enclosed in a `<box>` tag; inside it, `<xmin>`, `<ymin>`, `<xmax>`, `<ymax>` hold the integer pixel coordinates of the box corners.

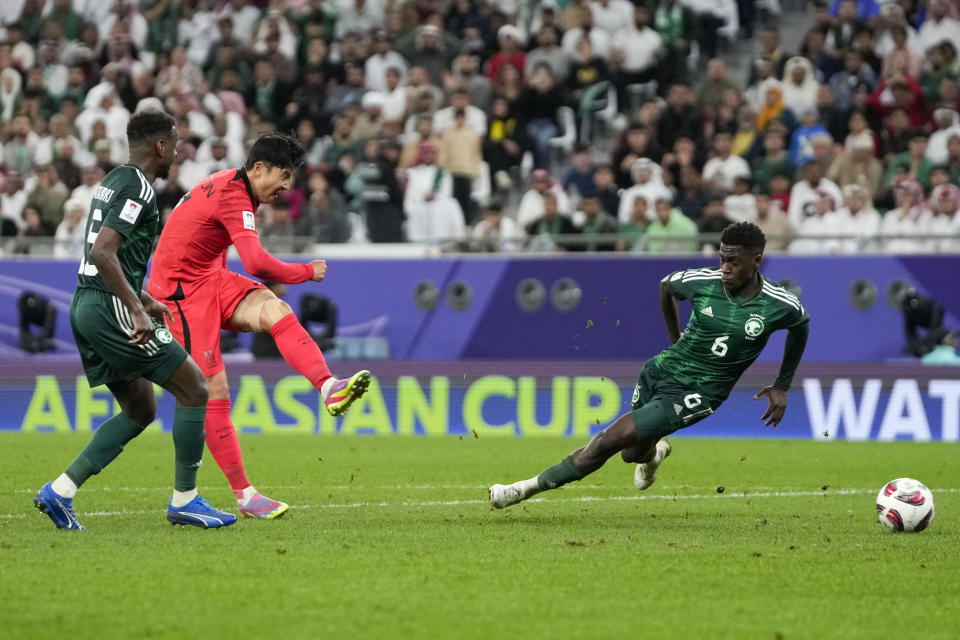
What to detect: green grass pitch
<box><xmin>1</xmin><ymin>433</ymin><xmax>957</xmax><ymax>639</ymax></box>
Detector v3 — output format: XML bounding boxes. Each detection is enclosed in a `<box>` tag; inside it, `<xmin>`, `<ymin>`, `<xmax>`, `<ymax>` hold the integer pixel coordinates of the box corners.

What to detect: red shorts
<box><xmin>153</xmin><ymin>270</ymin><xmax>266</xmax><ymax>377</ymax></box>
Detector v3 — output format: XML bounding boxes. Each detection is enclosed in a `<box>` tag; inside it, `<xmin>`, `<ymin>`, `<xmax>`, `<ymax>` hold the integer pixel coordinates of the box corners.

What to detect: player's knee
<box><xmin>181</xmin><ymin>381</ymin><xmax>209</xmax><ymax>407</ymax></box>
<box><xmin>177</xmin><ymin>368</ymin><xmax>209</xmax><ymax>407</ymax></box>
<box><xmin>125</xmin><ymin>397</ymin><xmax>157</xmax><ymax>427</ymax></box>
<box><xmin>206</xmin><ymin>374</ymin><xmax>229</xmax><ymax>399</ymax></box>
<box><xmin>262</xmin><ymin>298</ymin><xmax>294</xmax><ymax>328</ymax></box>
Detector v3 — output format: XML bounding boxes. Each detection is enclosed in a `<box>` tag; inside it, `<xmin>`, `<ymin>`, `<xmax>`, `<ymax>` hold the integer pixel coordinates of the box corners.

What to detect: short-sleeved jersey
<box><xmin>654</xmin><ymin>267</ymin><xmax>810</xmax><ymax>403</ymax></box>
<box><xmin>149</xmin><ymin>168</ymin><xmax>260</xmax><ymax>293</ymax></box>
<box><xmin>76</xmin><ymin>164</ymin><xmax>159</xmax><ymax>294</ymax></box>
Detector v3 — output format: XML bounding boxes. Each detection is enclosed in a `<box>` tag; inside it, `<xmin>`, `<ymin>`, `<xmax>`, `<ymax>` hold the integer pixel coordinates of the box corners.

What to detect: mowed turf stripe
<box><xmin>7</xmin><ymin>487</ymin><xmax>959</xmax><ymax>520</ymax></box>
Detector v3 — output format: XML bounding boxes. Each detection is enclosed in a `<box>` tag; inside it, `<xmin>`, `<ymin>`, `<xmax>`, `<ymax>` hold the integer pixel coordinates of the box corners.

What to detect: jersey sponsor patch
<box><xmin>242</xmin><ymin>210</ymin><xmax>256</xmax><ymax>230</ymax></box>
<box><xmin>118</xmin><ymin>199</ymin><xmax>143</xmax><ymax>224</ymax></box>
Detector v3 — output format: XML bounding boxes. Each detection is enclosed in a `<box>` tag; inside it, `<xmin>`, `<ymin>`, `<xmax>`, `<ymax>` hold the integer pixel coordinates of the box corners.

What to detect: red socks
<box><xmin>204</xmin><ymin>399</ymin><xmax>249</xmax><ymax>499</ymax></box>
<box><xmin>270</xmin><ymin>313</ymin><xmax>332</xmax><ymax>391</ymax></box>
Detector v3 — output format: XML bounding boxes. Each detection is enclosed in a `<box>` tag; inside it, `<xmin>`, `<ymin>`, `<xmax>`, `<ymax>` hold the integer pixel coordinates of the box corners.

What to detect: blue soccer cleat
<box><xmin>34</xmin><ymin>481</ymin><xmax>85</xmax><ymax>530</ymax></box>
<box><xmin>167</xmin><ymin>495</ymin><xmax>237</xmax><ymax>529</ymax></box>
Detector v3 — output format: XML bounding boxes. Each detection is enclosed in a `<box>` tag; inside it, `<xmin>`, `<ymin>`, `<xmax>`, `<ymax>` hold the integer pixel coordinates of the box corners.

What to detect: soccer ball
<box><xmin>875</xmin><ymin>478</ymin><xmax>935</xmax><ymax>533</ymax></box>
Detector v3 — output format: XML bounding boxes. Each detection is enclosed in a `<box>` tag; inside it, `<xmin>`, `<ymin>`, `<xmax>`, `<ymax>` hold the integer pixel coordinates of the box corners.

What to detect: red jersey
<box><xmin>150</xmin><ymin>168</ymin><xmax>312</xmax><ymax>297</ymax></box>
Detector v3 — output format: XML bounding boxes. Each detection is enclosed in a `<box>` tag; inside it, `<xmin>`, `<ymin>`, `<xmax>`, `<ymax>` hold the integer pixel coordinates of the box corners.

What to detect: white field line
<box><xmin>4</xmin><ymin>487</ymin><xmax>958</xmax><ymax>521</ymax></box>
<box><xmin>6</xmin><ymin>484</ymin><xmax>828</xmax><ymax>494</ymax></box>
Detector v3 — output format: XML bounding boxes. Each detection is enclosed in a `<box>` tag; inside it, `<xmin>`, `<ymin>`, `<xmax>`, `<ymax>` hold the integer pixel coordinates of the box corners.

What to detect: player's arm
<box><xmin>220</xmin><ymin>191</ymin><xmax>321</xmax><ymax>283</ymax></box>
<box><xmin>233</xmin><ymin>235</ymin><xmax>325</xmax><ymax>283</ymax></box>
<box><xmin>139</xmin><ymin>290</ymin><xmax>172</xmax><ymax>326</ymax></box>
<box><xmin>88</xmin><ymin>227</ymin><xmax>155</xmax><ymax>344</ymax></box>
<box><xmin>755</xmin><ymin>309</ymin><xmax>811</xmax><ymax>428</ymax></box>
<box><xmin>659</xmin><ymin>279</ymin><xmax>682</xmax><ymax>344</ymax></box>
<box><xmin>660</xmin><ymin>270</ymin><xmax>697</xmax><ymax>344</ymax></box>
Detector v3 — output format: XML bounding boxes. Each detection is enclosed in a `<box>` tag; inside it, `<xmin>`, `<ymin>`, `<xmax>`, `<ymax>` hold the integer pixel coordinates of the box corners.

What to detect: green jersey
<box><xmin>654</xmin><ymin>267</ymin><xmax>810</xmax><ymax>403</ymax></box>
<box><xmin>76</xmin><ymin>164</ymin><xmax>158</xmax><ymax>294</ymax></box>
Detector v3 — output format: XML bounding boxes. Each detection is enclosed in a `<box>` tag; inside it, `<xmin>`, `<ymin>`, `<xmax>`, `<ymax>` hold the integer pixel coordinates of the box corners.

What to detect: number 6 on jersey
<box><xmin>711</xmin><ymin>336</ymin><xmax>729</xmax><ymax>357</ymax></box>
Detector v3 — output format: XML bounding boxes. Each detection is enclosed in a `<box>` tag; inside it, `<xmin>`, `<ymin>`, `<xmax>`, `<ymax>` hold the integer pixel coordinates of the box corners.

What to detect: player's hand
<box><xmin>128</xmin><ymin>308</ymin><xmax>157</xmax><ymax>344</ymax></box>
<box><xmin>141</xmin><ymin>293</ymin><xmax>172</xmax><ymax>327</ymax></box>
<box><xmin>310</xmin><ymin>259</ymin><xmax>327</xmax><ymax>282</ymax></box>
<box><xmin>754</xmin><ymin>386</ymin><xmax>787</xmax><ymax>428</ymax></box>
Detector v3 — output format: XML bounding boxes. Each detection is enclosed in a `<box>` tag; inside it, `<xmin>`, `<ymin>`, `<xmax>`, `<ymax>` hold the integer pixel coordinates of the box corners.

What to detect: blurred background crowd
<box><xmin>1</xmin><ymin>0</ymin><xmax>959</xmax><ymax>256</ymax></box>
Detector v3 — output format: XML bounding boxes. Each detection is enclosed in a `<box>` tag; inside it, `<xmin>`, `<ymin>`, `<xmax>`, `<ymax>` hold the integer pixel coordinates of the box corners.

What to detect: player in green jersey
<box><xmin>489</xmin><ymin>222</ymin><xmax>810</xmax><ymax>508</ymax></box>
<box><xmin>34</xmin><ymin>111</ymin><xmax>236</xmax><ymax>530</ymax></box>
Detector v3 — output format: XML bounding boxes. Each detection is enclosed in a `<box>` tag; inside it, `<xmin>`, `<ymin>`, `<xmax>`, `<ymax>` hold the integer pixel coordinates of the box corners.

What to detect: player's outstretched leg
<box><xmin>490</xmin><ymin>414</ymin><xmax>639</xmax><ymax>508</ymax></box>
<box><xmin>162</xmin><ymin>360</ymin><xmax>236</xmax><ymax>529</ymax></box>
<box><xmin>233</xmin><ymin>289</ymin><xmax>372</xmax><ymax>418</ymax></box>
<box><xmin>633</xmin><ymin>439</ymin><xmax>672</xmax><ymax>490</ymax></box>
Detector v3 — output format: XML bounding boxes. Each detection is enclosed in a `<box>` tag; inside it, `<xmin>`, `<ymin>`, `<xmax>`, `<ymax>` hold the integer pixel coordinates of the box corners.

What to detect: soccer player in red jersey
<box><xmin>148</xmin><ymin>134</ymin><xmax>371</xmax><ymax>519</ymax></box>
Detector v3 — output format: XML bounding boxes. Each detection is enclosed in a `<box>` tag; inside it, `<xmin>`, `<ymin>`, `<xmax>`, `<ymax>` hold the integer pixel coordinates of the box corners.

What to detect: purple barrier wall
<box><xmin>2</xmin><ymin>255</ymin><xmax>959</xmax><ymax>361</ymax></box>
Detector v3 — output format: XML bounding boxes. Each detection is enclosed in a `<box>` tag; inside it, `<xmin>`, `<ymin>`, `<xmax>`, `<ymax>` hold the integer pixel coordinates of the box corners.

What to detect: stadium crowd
<box><xmin>0</xmin><ymin>0</ymin><xmax>959</xmax><ymax>255</ymax></box>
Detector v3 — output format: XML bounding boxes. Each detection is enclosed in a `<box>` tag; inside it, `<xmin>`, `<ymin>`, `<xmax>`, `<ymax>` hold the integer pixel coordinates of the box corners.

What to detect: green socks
<box><xmin>172</xmin><ymin>405</ymin><xmax>206</xmax><ymax>492</ymax></box>
<box><xmin>63</xmin><ymin>406</ymin><xmax>206</xmax><ymax>493</ymax></box>
<box><xmin>65</xmin><ymin>412</ymin><xmax>146</xmax><ymax>487</ymax></box>
<box><xmin>536</xmin><ymin>456</ymin><xmax>584</xmax><ymax>490</ymax></box>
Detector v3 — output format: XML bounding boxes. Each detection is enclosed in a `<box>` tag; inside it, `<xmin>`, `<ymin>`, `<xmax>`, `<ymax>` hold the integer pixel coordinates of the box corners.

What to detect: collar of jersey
<box><xmin>236</xmin><ymin>167</ymin><xmax>259</xmax><ymax>208</ymax></box>
<box><xmin>723</xmin><ymin>273</ymin><xmax>763</xmax><ymax>304</ymax></box>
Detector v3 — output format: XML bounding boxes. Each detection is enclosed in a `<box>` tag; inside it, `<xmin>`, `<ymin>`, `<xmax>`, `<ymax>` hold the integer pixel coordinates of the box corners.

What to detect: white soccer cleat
<box><xmin>634</xmin><ymin>439</ymin><xmax>672</xmax><ymax>490</ymax></box>
<box><xmin>489</xmin><ymin>483</ymin><xmax>526</xmax><ymax>509</ymax></box>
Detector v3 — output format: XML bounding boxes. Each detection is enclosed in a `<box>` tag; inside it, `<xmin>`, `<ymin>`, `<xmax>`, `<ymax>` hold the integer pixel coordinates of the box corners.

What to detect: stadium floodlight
<box><xmin>18</xmin><ymin>292</ymin><xmax>56</xmax><ymax>353</ymax></box>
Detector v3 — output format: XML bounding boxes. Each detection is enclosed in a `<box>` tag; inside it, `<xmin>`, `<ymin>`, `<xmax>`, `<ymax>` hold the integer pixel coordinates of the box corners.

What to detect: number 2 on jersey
<box><xmin>711</xmin><ymin>336</ymin><xmax>729</xmax><ymax>357</ymax></box>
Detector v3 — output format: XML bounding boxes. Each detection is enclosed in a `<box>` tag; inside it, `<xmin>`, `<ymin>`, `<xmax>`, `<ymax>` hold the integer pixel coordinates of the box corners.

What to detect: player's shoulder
<box><xmin>103</xmin><ymin>165</ymin><xmax>155</xmax><ymax>203</ymax></box>
<box><xmin>663</xmin><ymin>267</ymin><xmax>722</xmax><ymax>284</ymax></box>
<box><xmin>199</xmin><ymin>168</ymin><xmax>253</xmax><ymax>202</ymax></box>
<box><xmin>759</xmin><ymin>276</ymin><xmax>805</xmax><ymax>314</ymax></box>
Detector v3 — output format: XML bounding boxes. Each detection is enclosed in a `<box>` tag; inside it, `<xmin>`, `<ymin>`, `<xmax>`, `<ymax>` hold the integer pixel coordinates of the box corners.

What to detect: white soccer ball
<box><xmin>875</xmin><ymin>478</ymin><xmax>935</xmax><ymax>533</ymax></box>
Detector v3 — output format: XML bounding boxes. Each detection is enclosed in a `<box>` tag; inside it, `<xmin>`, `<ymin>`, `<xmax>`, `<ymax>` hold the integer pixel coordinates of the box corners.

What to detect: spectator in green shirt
<box><xmin>883</xmin><ymin>133</ymin><xmax>935</xmax><ymax>187</ymax></box>
<box><xmin>643</xmin><ymin>197</ymin><xmax>699</xmax><ymax>253</ymax></box>
<box><xmin>752</xmin><ymin>130</ymin><xmax>795</xmax><ymax>192</ymax></box>
<box><xmin>616</xmin><ymin>196</ymin><xmax>649</xmax><ymax>251</ymax></box>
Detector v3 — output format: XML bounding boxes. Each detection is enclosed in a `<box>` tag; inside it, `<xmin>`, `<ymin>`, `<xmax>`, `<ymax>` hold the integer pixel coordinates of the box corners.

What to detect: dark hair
<box><xmin>126</xmin><ymin>110</ymin><xmax>175</xmax><ymax>146</ymax></box>
<box><xmin>245</xmin><ymin>134</ymin><xmax>306</xmax><ymax>171</ymax></box>
<box><xmin>721</xmin><ymin>221</ymin><xmax>766</xmax><ymax>252</ymax></box>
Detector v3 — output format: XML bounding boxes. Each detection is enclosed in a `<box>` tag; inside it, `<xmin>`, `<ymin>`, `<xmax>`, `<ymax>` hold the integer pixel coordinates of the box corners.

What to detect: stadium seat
<box><xmin>580</xmin><ymin>84</ymin><xmax>621</xmax><ymax>146</ymax></box>
<box><xmin>471</xmin><ymin>161</ymin><xmax>492</xmax><ymax>209</ymax></box>
<box><xmin>548</xmin><ymin>106</ymin><xmax>578</xmax><ymax>166</ymax></box>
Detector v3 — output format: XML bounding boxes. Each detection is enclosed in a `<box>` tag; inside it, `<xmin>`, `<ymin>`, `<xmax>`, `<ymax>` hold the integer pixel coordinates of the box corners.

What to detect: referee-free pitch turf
<box><xmin>1</xmin><ymin>433</ymin><xmax>957</xmax><ymax>639</ymax></box>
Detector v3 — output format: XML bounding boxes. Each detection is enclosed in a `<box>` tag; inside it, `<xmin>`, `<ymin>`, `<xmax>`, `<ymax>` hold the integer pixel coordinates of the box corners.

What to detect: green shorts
<box><xmin>629</xmin><ymin>359</ymin><xmax>717</xmax><ymax>441</ymax></box>
<box><xmin>70</xmin><ymin>288</ymin><xmax>188</xmax><ymax>388</ymax></box>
